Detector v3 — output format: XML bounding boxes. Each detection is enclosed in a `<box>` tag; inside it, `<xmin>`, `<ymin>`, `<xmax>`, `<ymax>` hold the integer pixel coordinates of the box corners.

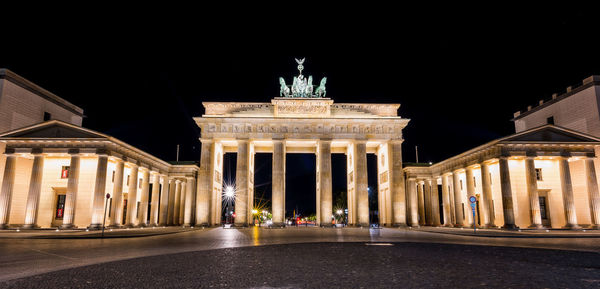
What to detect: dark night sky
<box><xmin>2</xmin><ymin>5</ymin><xmax>599</xmax><ymax>216</ymax></box>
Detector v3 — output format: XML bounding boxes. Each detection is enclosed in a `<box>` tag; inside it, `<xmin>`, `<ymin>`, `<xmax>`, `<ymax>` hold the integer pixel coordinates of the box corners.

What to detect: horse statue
<box><xmin>279</xmin><ymin>77</ymin><xmax>290</xmax><ymax>97</ymax></box>
<box><xmin>306</xmin><ymin>75</ymin><xmax>313</xmax><ymax>97</ymax></box>
<box><xmin>315</xmin><ymin>77</ymin><xmax>327</xmax><ymax>97</ymax></box>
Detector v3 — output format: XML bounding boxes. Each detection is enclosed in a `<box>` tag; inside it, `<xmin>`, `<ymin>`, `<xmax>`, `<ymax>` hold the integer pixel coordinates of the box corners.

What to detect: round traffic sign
<box><xmin>469</xmin><ymin>196</ymin><xmax>477</xmax><ymax>203</ymax></box>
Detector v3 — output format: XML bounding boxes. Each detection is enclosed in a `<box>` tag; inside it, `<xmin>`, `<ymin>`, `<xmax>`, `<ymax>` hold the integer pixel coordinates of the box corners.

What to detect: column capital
<box><xmin>200</xmin><ymin>138</ymin><xmax>214</xmax><ymax>144</ymax></box>
<box><xmin>3</xmin><ymin>148</ymin><xmax>16</xmax><ymax>155</ymax></box>
<box><xmin>31</xmin><ymin>148</ymin><xmax>44</xmax><ymax>155</ymax></box>
<box><xmin>389</xmin><ymin>139</ymin><xmax>404</xmax><ymax>145</ymax></box>
<box><xmin>68</xmin><ymin>148</ymin><xmax>80</xmax><ymax>155</ymax></box>
<box><xmin>236</xmin><ymin>138</ymin><xmax>249</xmax><ymax>144</ymax></box>
<box><xmin>353</xmin><ymin>139</ymin><xmax>368</xmax><ymax>144</ymax></box>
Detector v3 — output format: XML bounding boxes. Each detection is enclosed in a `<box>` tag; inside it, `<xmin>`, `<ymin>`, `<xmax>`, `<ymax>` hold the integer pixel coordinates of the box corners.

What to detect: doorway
<box><xmin>538</xmin><ymin>190</ymin><xmax>551</xmax><ymax>227</ymax></box>
<box><xmin>51</xmin><ymin>187</ymin><xmax>67</xmax><ymax>227</ymax></box>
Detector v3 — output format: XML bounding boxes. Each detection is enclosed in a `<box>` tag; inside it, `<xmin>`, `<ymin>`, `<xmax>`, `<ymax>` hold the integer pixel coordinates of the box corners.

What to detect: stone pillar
<box><xmin>441</xmin><ymin>174</ymin><xmax>452</xmax><ymax>226</ymax></box>
<box><xmin>158</xmin><ymin>175</ymin><xmax>169</xmax><ymax>226</ymax></box>
<box><xmin>355</xmin><ymin>140</ymin><xmax>369</xmax><ymax>227</ymax></box>
<box><xmin>23</xmin><ymin>151</ymin><xmax>45</xmax><ymax>229</ymax></box>
<box><xmin>481</xmin><ymin>162</ymin><xmax>495</xmax><ymax>228</ymax></box>
<box><xmin>138</xmin><ymin>169</ymin><xmax>150</xmax><ymax>227</ymax></box>
<box><xmin>61</xmin><ymin>152</ymin><xmax>80</xmax><ymax>229</ymax></box>
<box><xmin>423</xmin><ymin>179</ymin><xmax>432</xmax><ymax>225</ymax></box>
<box><xmin>110</xmin><ymin>159</ymin><xmax>125</xmax><ymax>227</ymax></box>
<box><xmin>465</xmin><ymin>166</ymin><xmax>476</xmax><ymax>228</ymax></box>
<box><xmin>390</xmin><ymin>140</ymin><xmax>406</xmax><ymax>227</ymax></box>
<box><xmin>0</xmin><ymin>153</ymin><xmax>17</xmax><ymax>229</ymax></box>
<box><xmin>558</xmin><ymin>156</ymin><xmax>580</xmax><ymax>229</ymax></box>
<box><xmin>525</xmin><ymin>156</ymin><xmax>543</xmax><ymax>228</ymax></box>
<box><xmin>499</xmin><ymin>157</ymin><xmax>518</xmax><ymax>229</ymax></box>
<box><xmin>235</xmin><ymin>139</ymin><xmax>249</xmax><ymax>227</ymax></box>
<box><xmin>184</xmin><ymin>177</ymin><xmax>195</xmax><ymax>226</ymax></box>
<box><xmin>407</xmin><ymin>178</ymin><xmax>419</xmax><ymax>227</ymax></box>
<box><xmin>346</xmin><ymin>143</ymin><xmax>357</xmax><ymax>226</ymax></box>
<box><xmin>125</xmin><ymin>164</ymin><xmax>139</xmax><ymax>227</ymax></box>
<box><xmin>196</xmin><ymin>140</ymin><xmax>214</xmax><ymax>226</ymax></box>
<box><xmin>88</xmin><ymin>153</ymin><xmax>108</xmax><ymax>229</ymax></box>
<box><xmin>178</xmin><ymin>180</ymin><xmax>186</xmax><ymax>225</ymax></box>
<box><xmin>167</xmin><ymin>179</ymin><xmax>178</xmax><ymax>226</ymax></box>
<box><xmin>272</xmin><ymin>139</ymin><xmax>286</xmax><ymax>227</ymax></box>
<box><xmin>430</xmin><ymin>178</ymin><xmax>441</xmax><ymax>226</ymax></box>
<box><xmin>319</xmin><ymin>139</ymin><xmax>333</xmax><ymax>227</ymax></box>
<box><xmin>149</xmin><ymin>173</ymin><xmax>160</xmax><ymax>226</ymax></box>
<box><xmin>452</xmin><ymin>171</ymin><xmax>464</xmax><ymax>227</ymax></box>
<box><xmin>417</xmin><ymin>181</ymin><xmax>425</xmax><ymax>225</ymax></box>
<box><xmin>584</xmin><ymin>157</ymin><xmax>600</xmax><ymax>229</ymax></box>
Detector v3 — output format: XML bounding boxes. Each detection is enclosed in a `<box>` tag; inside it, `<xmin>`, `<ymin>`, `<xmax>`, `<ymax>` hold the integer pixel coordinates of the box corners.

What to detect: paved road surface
<box><xmin>0</xmin><ymin>227</ymin><xmax>599</xmax><ymax>284</ymax></box>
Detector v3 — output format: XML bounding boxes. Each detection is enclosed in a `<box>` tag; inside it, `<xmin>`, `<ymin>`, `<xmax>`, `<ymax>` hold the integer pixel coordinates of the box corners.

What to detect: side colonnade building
<box><xmin>0</xmin><ymin>121</ymin><xmax>198</xmax><ymax>229</ymax></box>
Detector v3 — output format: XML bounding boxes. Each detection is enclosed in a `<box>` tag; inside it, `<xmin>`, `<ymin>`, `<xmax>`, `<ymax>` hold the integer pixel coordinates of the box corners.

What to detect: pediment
<box><xmin>500</xmin><ymin>125</ymin><xmax>600</xmax><ymax>143</ymax></box>
<box><xmin>0</xmin><ymin>120</ymin><xmax>108</xmax><ymax>139</ymax></box>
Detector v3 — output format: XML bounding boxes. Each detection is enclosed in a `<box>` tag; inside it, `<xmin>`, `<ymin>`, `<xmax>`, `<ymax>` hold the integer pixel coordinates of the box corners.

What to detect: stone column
<box><xmin>407</xmin><ymin>178</ymin><xmax>419</xmax><ymax>227</ymax></box>
<box><xmin>124</xmin><ymin>164</ymin><xmax>139</xmax><ymax>227</ymax></box>
<box><xmin>272</xmin><ymin>139</ymin><xmax>286</xmax><ymax>227</ymax></box>
<box><xmin>417</xmin><ymin>181</ymin><xmax>425</xmax><ymax>225</ymax></box>
<box><xmin>138</xmin><ymin>169</ymin><xmax>150</xmax><ymax>227</ymax></box>
<box><xmin>109</xmin><ymin>159</ymin><xmax>125</xmax><ymax>227</ymax></box>
<box><xmin>355</xmin><ymin>140</ymin><xmax>369</xmax><ymax>227</ymax></box>
<box><xmin>319</xmin><ymin>139</ymin><xmax>333</xmax><ymax>227</ymax></box>
<box><xmin>441</xmin><ymin>174</ymin><xmax>452</xmax><ymax>226</ymax></box>
<box><xmin>465</xmin><ymin>166</ymin><xmax>476</xmax><ymax>227</ymax></box>
<box><xmin>88</xmin><ymin>153</ymin><xmax>108</xmax><ymax>229</ymax></box>
<box><xmin>451</xmin><ymin>172</ymin><xmax>464</xmax><ymax>227</ymax></box>
<box><xmin>196</xmin><ymin>139</ymin><xmax>214</xmax><ymax>226</ymax></box>
<box><xmin>178</xmin><ymin>180</ymin><xmax>186</xmax><ymax>225</ymax></box>
<box><xmin>481</xmin><ymin>162</ymin><xmax>495</xmax><ymax>228</ymax></box>
<box><xmin>390</xmin><ymin>140</ymin><xmax>406</xmax><ymax>226</ymax></box>
<box><xmin>430</xmin><ymin>178</ymin><xmax>441</xmax><ymax>226</ymax></box>
<box><xmin>167</xmin><ymin>179</ymin><xmax>178</xmax><ymax>226</ymax></box>
<box><xmin>23</xmin><ymin>151</ymin><xmax>45</xmax><ymax>229</ymax></box>
<box><xmin>158</xmin><ymin>175</ymin><xmax>169</xmax><ymax>226</ymax></box>
<box><xmin>235</xmin><ymin>139</ymin><xmax>249</xmax><ymax>227</ymax></box>
<box><xmin>558</xmin><ymin>156</ymin><xmax>580</xmax><ymax>229</ymax></box>
<box><xmin>184</xmin><ymin>177</ymin><xmax>195</xmax><ymax>226</ymax></box>
<box><xmin>525</xmin><ymin>156</ymin><xmax>543</xmax><ymax>228</ymax></box>
<box><xmin>499</xmin><ymin>157</ymin><xmax>518</xmax><ymax>229</ymax></box>
<box><xmin>149</xmin><ymin>173</ymin><xmax>160</xmax><ymax>226</ymax></box>
<box><xmin>584</xmin><ymin>157</ymin><xmax>600</xmax><ymax>229</ymax></box>
<box><xmin>61</xmin><ymin>152</ymin><xmax>80</xmax><ymax>229</ymax></box>
<box><xmin>423</xmin><ymin>179</ymin><xmax>432</xmax><ymax>225</ymax></box>
<box><xmin>0</xmin><ymin>153</ymin><xmax>17</xmax><ymax>229</ymax></box>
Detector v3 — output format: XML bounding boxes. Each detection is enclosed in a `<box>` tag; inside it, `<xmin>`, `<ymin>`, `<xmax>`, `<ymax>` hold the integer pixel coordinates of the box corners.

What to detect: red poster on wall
<box><xmin>61</xmin><ymin>166</ymin><xmax>70</xmax><ymax>179</ymax></box>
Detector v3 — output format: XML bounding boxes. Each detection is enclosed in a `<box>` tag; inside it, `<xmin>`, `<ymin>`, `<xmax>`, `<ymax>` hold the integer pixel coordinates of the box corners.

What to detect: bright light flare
<box><xmin>224</xmin><ymin>186</ymin><xmax>235</xmax><ymax>198</ymax></box>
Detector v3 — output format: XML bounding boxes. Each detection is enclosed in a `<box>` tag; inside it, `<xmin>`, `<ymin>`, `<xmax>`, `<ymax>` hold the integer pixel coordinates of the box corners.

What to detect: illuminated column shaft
<box><xmin>272</xmin><ymin>139</ymin><xmax>285</xmax><ymax>226</ymax></box>
<box><xmin>441</xmin><ymin>174</ymin><xmax>452</xmax><ymax>226</ymax></box>
<box><xmin>0</xmin><ymin>154</ymin><xmax>17</xmax><ymax>229</ymax></box>
<box><xmin>481</xmin><ymin>162</ymin><xmax>495</xmax><ymax>227</ymax></box>
<box><xmin>166</xmin><ymin>178</ymin><xmax>176</xmax><ymax>225</ymax></box>
<box><xmin>23</xmin><ymin>152</ymin><xmax>45</xmax><ymax>228</ymax></box>
<box><xmin>465</xmin><ymin>167</ymin><xmax>476</xmax><ymax>227</ymax></box>
<box><xmin>88</xmin><ymin>153</ymin><xmax>108</xmax><ymax>229</ymax></box>
<box><xmin>407</xmin><ymin>178</ymin><xmax>419</xmax><ymax>227</ymax></box>
<box><xmin>499</xmin><ymin>157</ymin><xmax>517</xmax><ymax>229</ymax></box>
<box><xmin>584</xmin><ymin>157</ymin><xmax>600</xmax><ymax>228</ymax></box>
<box><xmin>178</xmin><ymin>180</ymin><xmax>186</xmax><ymax>225</ymax></box>
<box><xmin>423</xmin><ymin>179</ymin><xmax>432</xmax><ymax>225</ymax></box>
<box><xmin>110</xmin><ymin>159</ymin><xmax>125</xmax><ymax>227</ymax></box>
<box><xmin>452</xmin><ymin>171</ymin><xmax>464</xmax><ymax>227</ymax></box>
<box><xmin>158</xmin><ymin>175</ymin><xmax>169</xmax><ymax>226</ymax></box>
<box><xmin>559</xmin><ymin>156</ymin><xmax>580</xmax><ymax>229</ymax></box>
<box><xmin>319</xmin><ymin>140</ymin><xmax>333</xmax><ymax>227</ymax></box>
<box><xmin>355</xmin><ymin>141</ymin><xmax>369</xmax><ymax>227</ymax></box>
<box><xmin>149</xmin><ymin>173</ymin><xmax>160</xmax><ymax>226</ymax></box>
<box><xmin>184</xmin><ymin>177</ymin><xmax>195</xmax><ymax>226</ymax></box>
<box><xmin>430</xmin><ymin>179</ymin><xmax>441</xmax><ymax>226</ymax></box>
<box><xmin>525</xmin><ymin>157</ymin><xmax>543</xmax><ymax>228</ymax></box>
<box><xmin>235</xmin><ymin>140</ymin><xmax>249</xmax><ymax>226</ymax></box>
<box><xmin>125</xmin><ymin>164</ymin><xmax>139</xmax><ymax>227</ymax></box>
<box><xmin>196</xmin><ymin>140</ymin><xmax>214</xmax><ymax>226</ymax></box>
<box><xmin>390</xmin><ymin>140</ymin><xmax>406</xmax><ymax>226</ymax></box>
<box><xmin>417</xmin><ymin>181</ymin><xmax>425</xmax><ymax>225</ymax></box>
<box><xmin>138</xmin><ymin>169</ymin><xmax>150</xmax><ymax>226</ymax></box>
<box><xmin>61</xmin><ymin>153</ymin><xmax>80</xmax><ymax>228</ymax></box>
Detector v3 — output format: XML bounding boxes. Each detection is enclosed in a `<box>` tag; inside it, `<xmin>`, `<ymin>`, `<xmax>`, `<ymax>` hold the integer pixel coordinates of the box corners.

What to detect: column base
<box><xmin>108</xmin><ymin>224</ymin><xmax>123</xmax><ymax>229</ymax></box>
<box><xmin>392</xmin><ymin>223</ymin><xmax>408</xmax><ymax>228</ymax></box>
<box><xmin>321</xmin><ymin>223</ymin><xmax>335</xmax><ymax>228</ymax></box>
<box><xmin>0</xmin><ymin>224</ymin><xmax>9</xmax><ymax>230</ymax></box>
<box><xmin>453</xmin><ymin>224</ymin><xmax>465</xmax><ymax>228</ymax></box>
<box><xmin>87</xmin><ymin>224</ymin><xmax>104</xmax><ymax>230</ymax></box>
<box><xmin>528</xmin><ymin>224</ymin><xmax>545</xmax><ymax>229</ymax></box>
<box><xmin>138</xmin><ymin>223</ymin><xmax>149</xmax><ymax>227</ymax></box>
<box><xmin>502</xmin><ymin>224</ymin><xmax>519</xmax><ymax>230</ymax></box>
<box><xmin>588</xmin><ymin>224</ymin><xmax>600</xmax><ymax>230</ymax></box>
<box><xmin>123</xmin><ymin>224</ymin><xmax>137</xmax><ymax>228</ymax></box>
<box><xmin>356</xmin><ymin>223</ymin><xmax>370</xmax><ymax>228</ymax></box>
<box><xmin>562</xmin><ymin>224</ymin><xmax>582</xmax><ymax>230</ymax></box>
<box><xmin>270</xmin><ymin>222</ymin><xmax>286</xmax><ymax>228</ymax></box>
<box><xmin>59</xmin><ymin>224</ymin><xmax>76</xmax><ymax>229</ymax></box>
<box><xmin>233</xmin><ymin>223</ymin><xmax>248</xmax><ymax>228</ymax></box>
<box><xmin>21</xmin><ymin>224</ymin><xmax>39</xmax><ymax>229</ymax></box>
<box><xmin>484</xmin><ymin>224</ymin><xmax>498</xmax><ymax>229</ymax></box>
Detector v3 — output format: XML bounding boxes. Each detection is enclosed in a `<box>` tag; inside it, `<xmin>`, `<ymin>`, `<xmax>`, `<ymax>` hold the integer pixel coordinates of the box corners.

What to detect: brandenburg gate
<box><xmin>194</xmin><ymin>59</ymin><xmax>410</xmax><ymax>227</ymax></box>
